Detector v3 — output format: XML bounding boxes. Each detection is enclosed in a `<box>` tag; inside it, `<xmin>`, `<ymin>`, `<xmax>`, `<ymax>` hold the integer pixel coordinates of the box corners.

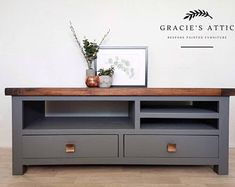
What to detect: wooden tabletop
<box><xmin>4</xmin><ymin>88</ymin><xmax>235</xmax><ymax>96</ymax></box>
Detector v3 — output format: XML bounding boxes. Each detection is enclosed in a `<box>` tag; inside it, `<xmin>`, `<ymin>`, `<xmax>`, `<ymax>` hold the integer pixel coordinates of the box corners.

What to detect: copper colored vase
<box><xmin>86</xmin><ymin>76</ymin><xmax>99</xmax><ymax>87</ymax></box>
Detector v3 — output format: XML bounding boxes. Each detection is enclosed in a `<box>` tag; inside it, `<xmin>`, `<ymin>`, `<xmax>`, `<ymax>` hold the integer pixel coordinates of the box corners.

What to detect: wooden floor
<box><xmin>1</xmin><ymin>148</ymin><xmax>235</xmax><ymax>187</ymax></box>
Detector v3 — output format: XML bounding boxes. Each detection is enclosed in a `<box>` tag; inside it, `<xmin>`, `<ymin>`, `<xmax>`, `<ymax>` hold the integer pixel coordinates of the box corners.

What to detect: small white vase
<box><xmin>99</xmin><ymin>76</ymin><xmax>112</xmax><ymax>88</ymax></box>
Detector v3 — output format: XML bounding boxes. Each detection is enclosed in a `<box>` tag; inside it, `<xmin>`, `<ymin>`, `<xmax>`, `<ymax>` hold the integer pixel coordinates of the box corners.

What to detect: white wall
<box><xmin>0</xmin><ymin>0</ymin><xmax>235</xmax><ymax>147</ymax></box>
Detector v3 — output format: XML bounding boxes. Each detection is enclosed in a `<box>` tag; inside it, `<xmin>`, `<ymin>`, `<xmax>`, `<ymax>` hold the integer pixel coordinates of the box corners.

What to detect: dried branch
<box><xmin>99</xmin><ymin>29</ymin><xmax>110</xmax><ymax>46</ymax></box>
<box><xmin>69</xmin><ymin>21</ymin><xmax>90</xmax><ymax>67</ymax></box>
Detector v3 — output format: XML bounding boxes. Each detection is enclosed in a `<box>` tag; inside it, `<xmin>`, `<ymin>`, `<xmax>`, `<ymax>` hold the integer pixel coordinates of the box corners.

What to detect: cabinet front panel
<box><xmin>23</xmin><ymin>135</ymin><xmax>118</xmax><ymax>158</ymax></box>
<box><xmin>124</xmin><ymin>135</ymin><xmax>218</xmax><ymax>158</ymax></box>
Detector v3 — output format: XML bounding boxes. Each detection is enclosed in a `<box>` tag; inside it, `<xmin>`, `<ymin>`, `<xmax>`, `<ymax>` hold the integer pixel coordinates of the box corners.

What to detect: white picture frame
<box><xmin>95</xmin><ymin>46</ymin><xmax>148</xmax><ymax>87</ymax></box>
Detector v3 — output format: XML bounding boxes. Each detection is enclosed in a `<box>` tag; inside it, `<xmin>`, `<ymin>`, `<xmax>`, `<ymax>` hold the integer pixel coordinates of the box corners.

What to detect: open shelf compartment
<box><xmin>23</xmin><ymin>100</ymin><xmax>135</xmax><ymax>130</ymax></box>
<box><xmin>140</xmin><ymin>101</ymin><xmax>219</xmax><ymax>114</ymax></box>
<box><xmin>140</xmin><ymin>118</ymin><xmax>218</xmax><ymax>130</ymax></box>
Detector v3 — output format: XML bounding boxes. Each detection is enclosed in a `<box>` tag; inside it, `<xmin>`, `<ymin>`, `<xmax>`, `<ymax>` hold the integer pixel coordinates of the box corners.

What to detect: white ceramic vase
<box><xmin>99</xmin><ymin>76</ymin><xmax>112</xmax><ymax>88</ymax></box>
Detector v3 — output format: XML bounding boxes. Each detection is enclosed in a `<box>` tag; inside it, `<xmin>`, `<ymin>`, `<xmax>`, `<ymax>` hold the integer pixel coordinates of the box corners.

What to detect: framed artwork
<box><xmin>95</xmin><ymin>46</ymin><xmax>148</xmax><ymax>87</ymax></box>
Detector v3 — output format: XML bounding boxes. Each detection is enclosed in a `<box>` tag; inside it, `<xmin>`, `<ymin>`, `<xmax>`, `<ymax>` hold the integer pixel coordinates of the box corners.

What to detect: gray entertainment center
<box><xmin>5</xmin><ymin>88</ymin><xmax>235</xmax><ymax>175</ymax></box>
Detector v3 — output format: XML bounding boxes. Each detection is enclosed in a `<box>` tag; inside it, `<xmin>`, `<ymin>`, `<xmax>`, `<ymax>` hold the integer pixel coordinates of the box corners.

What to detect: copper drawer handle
<box><xmin>65</xmin><ymin>144</ymin><xmax>75</xmax><ymax>153</ymax></box>
<box><xmin>167</xmin><ymin>143</ymin><xmax>176</xmax><ymax>153</ymax></box>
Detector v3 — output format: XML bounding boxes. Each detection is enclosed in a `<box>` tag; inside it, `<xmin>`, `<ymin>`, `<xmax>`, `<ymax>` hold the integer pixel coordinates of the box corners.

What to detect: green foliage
<box><xmin>98</xmin><ymin>66</ymin><xmax>115</xmax><ymax>77</ymax></box>
<box><xmin>83</xmin><ymin>39</ymin><xmax>99</xmax><ymax>63</ymax></box>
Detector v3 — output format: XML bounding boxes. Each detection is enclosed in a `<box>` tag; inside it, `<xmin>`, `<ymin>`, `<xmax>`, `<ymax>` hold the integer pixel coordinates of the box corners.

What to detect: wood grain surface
<box><xmin>5</xmin><ymin>87</ymin><xmax>235</xmax><ymax>96</ymax></box>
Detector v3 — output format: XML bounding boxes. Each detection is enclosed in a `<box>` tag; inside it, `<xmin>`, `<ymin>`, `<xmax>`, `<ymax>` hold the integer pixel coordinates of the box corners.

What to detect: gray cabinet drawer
<box><xmin>124</xmin><ymin>135</ymin><xmax>218</xmax><ymax>158</ymax></box>
<box><xmin>23</xmin><ymin>135</ymin><xmax>118</xmax><ymax>158</ymax></box>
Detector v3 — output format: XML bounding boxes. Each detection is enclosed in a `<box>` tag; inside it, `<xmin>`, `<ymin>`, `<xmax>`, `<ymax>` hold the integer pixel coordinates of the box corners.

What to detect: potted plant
<box><xmin>69</xmin><ymin>21</ymin><xmax>110</xmax><ymax>77</ymax></box>
<box><xmin>98</xmin><ymin>66</ymin><xmax>115</xmax><ymax>88</ymax></box>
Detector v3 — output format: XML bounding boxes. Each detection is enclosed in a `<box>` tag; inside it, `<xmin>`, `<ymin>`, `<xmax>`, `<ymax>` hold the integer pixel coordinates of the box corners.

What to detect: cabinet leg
<box><xmin>213</xmin><ymin>164</ymin><xmax>228</xmax><ymax>175</ymax></box>
<box><xmin>12</xmin><ymin>164</ymin><xmax>26</xmax><ymax>175</ymax></box>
